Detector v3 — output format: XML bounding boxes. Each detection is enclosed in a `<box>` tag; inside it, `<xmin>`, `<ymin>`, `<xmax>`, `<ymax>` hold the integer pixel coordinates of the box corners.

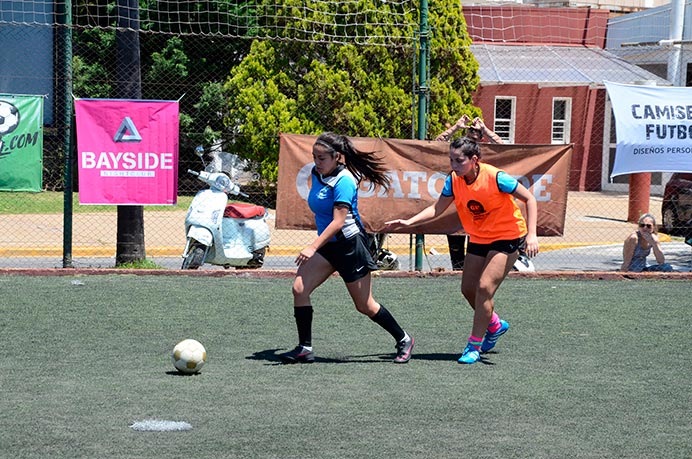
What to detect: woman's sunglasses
<box><xmin>639</xmin><ymin>223</ymin><xmax>653</xmax><ymax>229</ymax></box>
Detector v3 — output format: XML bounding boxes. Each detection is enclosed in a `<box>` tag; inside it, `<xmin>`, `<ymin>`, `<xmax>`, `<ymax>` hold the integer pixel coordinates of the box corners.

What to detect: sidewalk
<box><xmin>1</xmin><ymin>191</ymin><xmax>690</xmax><ymax>271</ymax></box>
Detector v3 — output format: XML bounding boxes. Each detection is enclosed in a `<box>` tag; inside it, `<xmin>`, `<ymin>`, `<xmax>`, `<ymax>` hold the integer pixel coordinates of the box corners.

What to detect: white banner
<box><xmin>605</xmin><ymin>81</ymin><xmax>692</xmax><ymax>177</ymax></box>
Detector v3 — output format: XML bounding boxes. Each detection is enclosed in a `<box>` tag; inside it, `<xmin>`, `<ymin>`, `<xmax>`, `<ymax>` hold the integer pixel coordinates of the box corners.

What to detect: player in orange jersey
<box><xmin>385</xmin><ymin>137</ymin><xmax>538</xmax><ymax>364</ymax></box>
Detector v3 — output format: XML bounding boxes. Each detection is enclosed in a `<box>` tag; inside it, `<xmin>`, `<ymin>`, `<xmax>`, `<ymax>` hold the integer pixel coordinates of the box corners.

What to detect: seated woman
<box><xmin>621</xmin><ymin>213</ymin><xmax>674</xmax><ymax>272</ymax></box>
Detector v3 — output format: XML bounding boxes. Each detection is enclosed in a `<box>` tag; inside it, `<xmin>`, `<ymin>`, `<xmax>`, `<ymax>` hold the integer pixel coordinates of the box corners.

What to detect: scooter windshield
<box><xmin>205</xmin><ymin>152</ymin><xmax>239</xmax><ymax>176</ymax></box>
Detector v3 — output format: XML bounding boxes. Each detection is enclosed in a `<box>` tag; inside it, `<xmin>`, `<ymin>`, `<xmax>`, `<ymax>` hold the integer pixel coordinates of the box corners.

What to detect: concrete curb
<box><xmin>1</xmin><ymin>267</ymin><xmax>692</xmax><ymax>280</ymax></box>
<box><xmin>0</xmin><ymin>242</ymin><xmax>620</xmax><ymax>258</ymax></box>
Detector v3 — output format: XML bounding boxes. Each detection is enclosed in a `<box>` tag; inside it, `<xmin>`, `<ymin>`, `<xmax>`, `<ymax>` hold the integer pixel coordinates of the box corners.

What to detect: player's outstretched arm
<box><xmin>384</xmin><ymin>195</ymin><xmax>454</xmax><ymax>231</ymax></box>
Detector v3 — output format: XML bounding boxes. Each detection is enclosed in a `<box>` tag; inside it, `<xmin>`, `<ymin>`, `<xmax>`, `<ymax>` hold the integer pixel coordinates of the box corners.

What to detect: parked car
<box><xmin>661</xmin><ymin>172</ymin><xmax>692</xmax><ymax>242</ymax></box>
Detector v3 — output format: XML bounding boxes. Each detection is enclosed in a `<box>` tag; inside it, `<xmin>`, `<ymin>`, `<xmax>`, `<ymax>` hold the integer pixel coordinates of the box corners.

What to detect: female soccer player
<box><xmin>279</xmin><ymin>132</ymin><xmax>414</xmax><ymax>364</ymax></box>
<box><xmin>385</xmin><ymin>137</ymin><xmax>538</xmax><ymax>364</ymax></box>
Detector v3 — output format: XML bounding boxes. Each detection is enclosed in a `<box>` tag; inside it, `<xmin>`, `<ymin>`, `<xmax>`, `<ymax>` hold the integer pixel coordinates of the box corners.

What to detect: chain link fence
<box><xmin>1</xmin><ymin>1</ymin><xmax>690</xmax><ymax>272</ymax></box>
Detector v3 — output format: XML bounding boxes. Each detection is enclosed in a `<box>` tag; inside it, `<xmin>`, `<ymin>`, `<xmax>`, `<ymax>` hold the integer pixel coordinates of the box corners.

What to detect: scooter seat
<box><xmin>224</xmin><ymin>203</ymin><xmax>266</xmax><ymax>219</ymax></box>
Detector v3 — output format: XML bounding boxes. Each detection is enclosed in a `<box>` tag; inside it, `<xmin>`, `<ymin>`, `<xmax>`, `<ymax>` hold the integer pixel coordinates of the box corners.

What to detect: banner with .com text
<box><xmin>277</xmin><ymin>133</ymin><xmax>572</xmax><ymax>236</ymax></box>
<box><xmin>605</xmin><ymin>81</ymin><xmax>692</xmax><ymax>177</ymax></box>
<box><xmin>74</xmin><ymin>98</ymin><xmax>179</xmax><ymax>205</ymax></box>
<box><xmin>0</xmin><ymin>94</ymin><xmax>43</xmax><ymax>191</ymax></box>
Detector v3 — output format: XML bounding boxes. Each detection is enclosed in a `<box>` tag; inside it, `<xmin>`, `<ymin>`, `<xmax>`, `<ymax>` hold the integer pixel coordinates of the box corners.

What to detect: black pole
<box><xmin>414</xmin><ymin>0</ymin><xmax>429</xmax><ymax>271</ymax></box>
<box><xmin>57</xmin><ymin>0</ymin><xmax>73</xmax><ymax>268</ymax></box>
<box><xmin>115</xmin><ymin>0</ymin><xmax>146</xmax><ymax>265</ymax></box>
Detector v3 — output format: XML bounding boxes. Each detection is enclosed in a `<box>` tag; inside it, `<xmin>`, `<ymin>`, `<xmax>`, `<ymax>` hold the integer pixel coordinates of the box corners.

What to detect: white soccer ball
<box><xmin>172</xmin><ymin>339</ymin><xmax>207</xmax><ymax>374</ymax></box>
<box><xmin>0</xmin><ymin>101</ymin><xmax>20</xmax><ymax>136</ymax></box>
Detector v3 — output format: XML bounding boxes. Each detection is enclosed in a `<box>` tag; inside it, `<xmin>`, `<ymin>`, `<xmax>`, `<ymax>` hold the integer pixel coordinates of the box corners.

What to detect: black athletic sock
<box><xmin>294</xmin><ymin>306</ymin><xmax>313</xmax><ymax>347</ymax></box>
<box><xmin>370</xmin><ymin>305</ymin><xmax>406</xmax><ymax>342</ymax></box>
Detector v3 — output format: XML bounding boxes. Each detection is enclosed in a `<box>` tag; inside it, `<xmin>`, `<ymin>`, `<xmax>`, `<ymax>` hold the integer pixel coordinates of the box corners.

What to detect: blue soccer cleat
<box><xmin>457</xmin><ymin>343</ymin><xmax>481</xmax><ymax>364</ymax></box>
<box><xmin>481</xmin><ymin>320</ymin><xmax>509</xmax><ymax>353</ymax></box>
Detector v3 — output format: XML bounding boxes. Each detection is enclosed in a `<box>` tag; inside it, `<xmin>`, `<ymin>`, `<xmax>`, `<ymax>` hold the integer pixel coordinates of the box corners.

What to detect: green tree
<box><xmin>428</xmin><ymin>1</ymin><xmax>481</xmax><ymax>131</ymax></box>
<box><xmin>72</xmin><ymin>28</ymin><xmax>115</xmax><ymax>98</ymax></box>
<box><xmin>222</xmin><ymin>0</ymin><xmax>480</xmax><ymax>183</ymax></box>
<box><xmin>71</xmin><ymin>0</ymin><xmax>257</xmax><ymax>146</ymax></box>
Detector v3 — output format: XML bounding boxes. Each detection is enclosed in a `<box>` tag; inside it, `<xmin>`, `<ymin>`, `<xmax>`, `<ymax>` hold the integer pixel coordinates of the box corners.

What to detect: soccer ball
<box><xmin>172</xmin><ymin>339</ymin><xmax>207</xmax><ymax>374</ymax></box>
<box><xmin>0</xmin><ymin>101</ymin><xmax>20</xmax><ymax>136</ymax></box>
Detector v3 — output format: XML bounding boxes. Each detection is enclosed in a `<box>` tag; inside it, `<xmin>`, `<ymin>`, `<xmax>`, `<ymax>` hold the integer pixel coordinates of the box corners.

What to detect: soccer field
<box><xmin>0</xmin><ymin>275</ymin><xmax>689</xmax><ymax>459</ymax></box>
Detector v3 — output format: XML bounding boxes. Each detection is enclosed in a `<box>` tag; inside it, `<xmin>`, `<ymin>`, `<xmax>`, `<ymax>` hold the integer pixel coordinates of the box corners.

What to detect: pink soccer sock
<box><xmin>487</xmin><ymin>312</ymin><xmax>502</xmax><ymax>333</ymax></box>
<box><xmin>468</xmin><ymin>335</ymin><xmax>483</xmax><ymax>350</ymax></box>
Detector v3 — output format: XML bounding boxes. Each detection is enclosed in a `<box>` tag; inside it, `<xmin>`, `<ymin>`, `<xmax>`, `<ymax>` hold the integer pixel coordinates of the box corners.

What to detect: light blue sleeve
<box><xmin>441</xmin><ymin>174</ymin><xmax>454</xmax><ymax>197</ymax></box>
<box><xmin>333</xmin><ymin>175</ymin><xmax>357</xmax><ymax>208</ymax></box>
<box><xmin>497</xmin><ymin>171</ymin><xmax>519</xmax><ymax>194</ymax></box>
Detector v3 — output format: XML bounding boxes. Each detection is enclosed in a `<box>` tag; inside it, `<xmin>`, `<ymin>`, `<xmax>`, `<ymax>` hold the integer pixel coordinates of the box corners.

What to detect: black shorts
<box><xmin>317</xmin><ymin>232</ymin><xmax>378</xmax><ymax>283</ymax></box>
<box><xmin>466</xmin><ymin>236</ymin><xmax>526</xmax><ymax>258</ymax></box>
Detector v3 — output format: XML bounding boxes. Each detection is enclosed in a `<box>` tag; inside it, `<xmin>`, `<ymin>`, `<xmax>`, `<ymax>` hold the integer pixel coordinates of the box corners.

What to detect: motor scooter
<box><xmin>181</xmin><ymin>146</ymin><xmax>271</xmax><ymax>269</ymax></box>
<box><xmin>513</xmin><ymin>252</ymin><xmax>535</xmax><ymax>272</ymax></box>
<box><xmin>368</xmin><ymin>233</ymin><xmax>400</xmax><ymax>270</ymax></box>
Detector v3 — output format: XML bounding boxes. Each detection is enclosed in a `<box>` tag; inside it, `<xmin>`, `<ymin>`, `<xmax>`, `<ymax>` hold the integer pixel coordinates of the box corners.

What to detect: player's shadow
<box><xmin>247</xmin><ymin>349</ymin><xmax>495</xmax><ymax>365</ymax></box>
<box><xmin>248</xmin><ymin>348</ymin><xmax>396</xmax><ymax>365</ymax></box>
<box><xmin>412</xmin><ymin>352</ymin><xmax>496</xmax><ymax>365</ymax></box>
<box><xmin>405</xmin><ymin>352</ymin><xmax>458</xmax><ymax>361</ymax></box>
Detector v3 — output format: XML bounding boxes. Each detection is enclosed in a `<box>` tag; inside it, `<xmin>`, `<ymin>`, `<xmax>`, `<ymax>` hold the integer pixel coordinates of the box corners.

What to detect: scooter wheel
<box><xmin>182</xmin><ymin>245</ymin><xmax>206</xmax><ymax>269</ymax></box>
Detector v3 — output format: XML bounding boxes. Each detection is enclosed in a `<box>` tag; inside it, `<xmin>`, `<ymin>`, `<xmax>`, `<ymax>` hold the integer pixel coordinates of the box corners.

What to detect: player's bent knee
<box><xmin>292</xmin><ymin>280</ymin><xmax>306</xmax><ymax>298</ymax></box>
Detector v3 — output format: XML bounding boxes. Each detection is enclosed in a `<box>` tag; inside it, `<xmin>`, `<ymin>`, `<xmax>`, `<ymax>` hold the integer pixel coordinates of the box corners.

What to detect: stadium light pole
<box><xmin>414</xmin><ymin>0</ymin><xmax>430</xmax><ymax>271</ymax></box>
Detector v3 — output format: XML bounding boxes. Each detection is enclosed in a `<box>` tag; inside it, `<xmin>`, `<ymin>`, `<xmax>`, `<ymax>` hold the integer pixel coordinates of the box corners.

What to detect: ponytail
<box><xmin>314</xmin><ymin>132</ymin><xmax>390</xmax><ymax>191</ymax></box>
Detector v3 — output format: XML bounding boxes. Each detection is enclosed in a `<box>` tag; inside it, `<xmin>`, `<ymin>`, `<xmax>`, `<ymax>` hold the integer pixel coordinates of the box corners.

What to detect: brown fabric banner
<box><xmin>276</xmin><ymin>133</ymin><xmax>572</xmax><ymax>236</ymax></box>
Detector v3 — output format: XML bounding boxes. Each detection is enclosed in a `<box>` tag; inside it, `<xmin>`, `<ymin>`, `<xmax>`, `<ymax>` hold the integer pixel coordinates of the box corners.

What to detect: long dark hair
<box><xmin>314</xmin><ymin>132</ymin><xmax>391</xmax><ymax>191</ymax></box>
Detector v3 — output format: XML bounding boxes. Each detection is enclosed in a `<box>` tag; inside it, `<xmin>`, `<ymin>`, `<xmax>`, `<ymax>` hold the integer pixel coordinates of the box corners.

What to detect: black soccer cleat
<box><xmin>394</xmin><ymin>333</ymin><xmax>414</xmax><ymax>364</ymax></box>
<box><xmin>279</xmin><ymin>346</ymin><xmax>315</xmax><ymax>364</ymax></box>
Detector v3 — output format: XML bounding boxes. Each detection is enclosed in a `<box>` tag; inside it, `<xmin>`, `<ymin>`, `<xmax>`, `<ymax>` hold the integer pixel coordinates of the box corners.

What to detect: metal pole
<box><xmin>627</xmin><ymin>80</ymin><xmax>655</xmax><ymax>222</ymax></box>
<box><xmin>414</xmin><ymin>0</ymin><xmax>429</xmax><ymax>271</ymax></box>
<box><xmin>58</xmin><ymin>0</ymin><xmax>74</xmax><ymax>268</ymax></box>
<box><xmin>667</xmin><ymin>0</ymin><xmax>685</xmax><ymax>86</ymax></box>
<box><xmin>115</xmin><ymin>0</ymin><xmax>146</xmax><ymax>265</ymax></box>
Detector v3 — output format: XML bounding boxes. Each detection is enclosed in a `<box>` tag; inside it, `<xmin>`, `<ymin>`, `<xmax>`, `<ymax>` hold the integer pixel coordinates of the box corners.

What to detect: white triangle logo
<box><xmin>113</xmin><ymin>117</ymin><xmax>142</xmax><ymax>142</ymax></box>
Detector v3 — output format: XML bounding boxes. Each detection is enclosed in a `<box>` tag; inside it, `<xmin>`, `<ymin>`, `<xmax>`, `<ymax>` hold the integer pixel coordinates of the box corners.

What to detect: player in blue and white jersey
<box><xmin>279</xmin><ymin>132</ymin><xmax>414</xmax><ymax>364</ymax></box>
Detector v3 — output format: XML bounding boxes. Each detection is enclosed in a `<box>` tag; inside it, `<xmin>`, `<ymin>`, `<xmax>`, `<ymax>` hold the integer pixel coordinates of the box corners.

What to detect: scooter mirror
<box><xmin>194</xmin><ymin>146</ymin><xmax>205</xmax><ymax>157</ymax></box>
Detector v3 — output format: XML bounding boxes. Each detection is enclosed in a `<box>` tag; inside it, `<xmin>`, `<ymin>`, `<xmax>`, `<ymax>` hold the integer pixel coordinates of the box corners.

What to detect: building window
<box><xmin>493</xmin><ymin>97</ymin><xmax>515</xmax><ymax>143</ymax></box>
<box><xmin>552</xmin><ymin>98</ymin><xmax>572</xmax><ymax>144</ymax></box>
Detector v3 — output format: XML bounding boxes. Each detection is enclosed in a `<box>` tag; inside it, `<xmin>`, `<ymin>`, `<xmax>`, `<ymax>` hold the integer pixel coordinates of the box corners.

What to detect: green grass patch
<box><xmin>114</xmin><ymin>259</ymin><xmax>166</xmax><ymax>269</ymax></box>
<box><xmin>0</xmin><ymin>276</ymin><xmax>689</xmax><ymax>458</ymax></box>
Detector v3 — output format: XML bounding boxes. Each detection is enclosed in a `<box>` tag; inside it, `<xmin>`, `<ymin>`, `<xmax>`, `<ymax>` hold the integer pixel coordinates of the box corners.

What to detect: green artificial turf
<box><xmin>0</xmin><ymin>275</ymin><xmax>689</xmax><ymax>458</ymax></box>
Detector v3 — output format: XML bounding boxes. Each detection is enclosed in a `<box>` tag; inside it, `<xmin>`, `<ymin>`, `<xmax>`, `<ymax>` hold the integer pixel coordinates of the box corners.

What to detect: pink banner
<box><xmin>74</xmin><ymin>99</ymin><xmax>179</xmax><ymax>205</ymax></box>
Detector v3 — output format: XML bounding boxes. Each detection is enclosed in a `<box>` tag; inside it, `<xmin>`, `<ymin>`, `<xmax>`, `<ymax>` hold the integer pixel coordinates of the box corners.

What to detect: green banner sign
<box><xmin>0</xmin><ymin>95</ymin><xmax>43</xmax><ymax>191</ymax></box>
